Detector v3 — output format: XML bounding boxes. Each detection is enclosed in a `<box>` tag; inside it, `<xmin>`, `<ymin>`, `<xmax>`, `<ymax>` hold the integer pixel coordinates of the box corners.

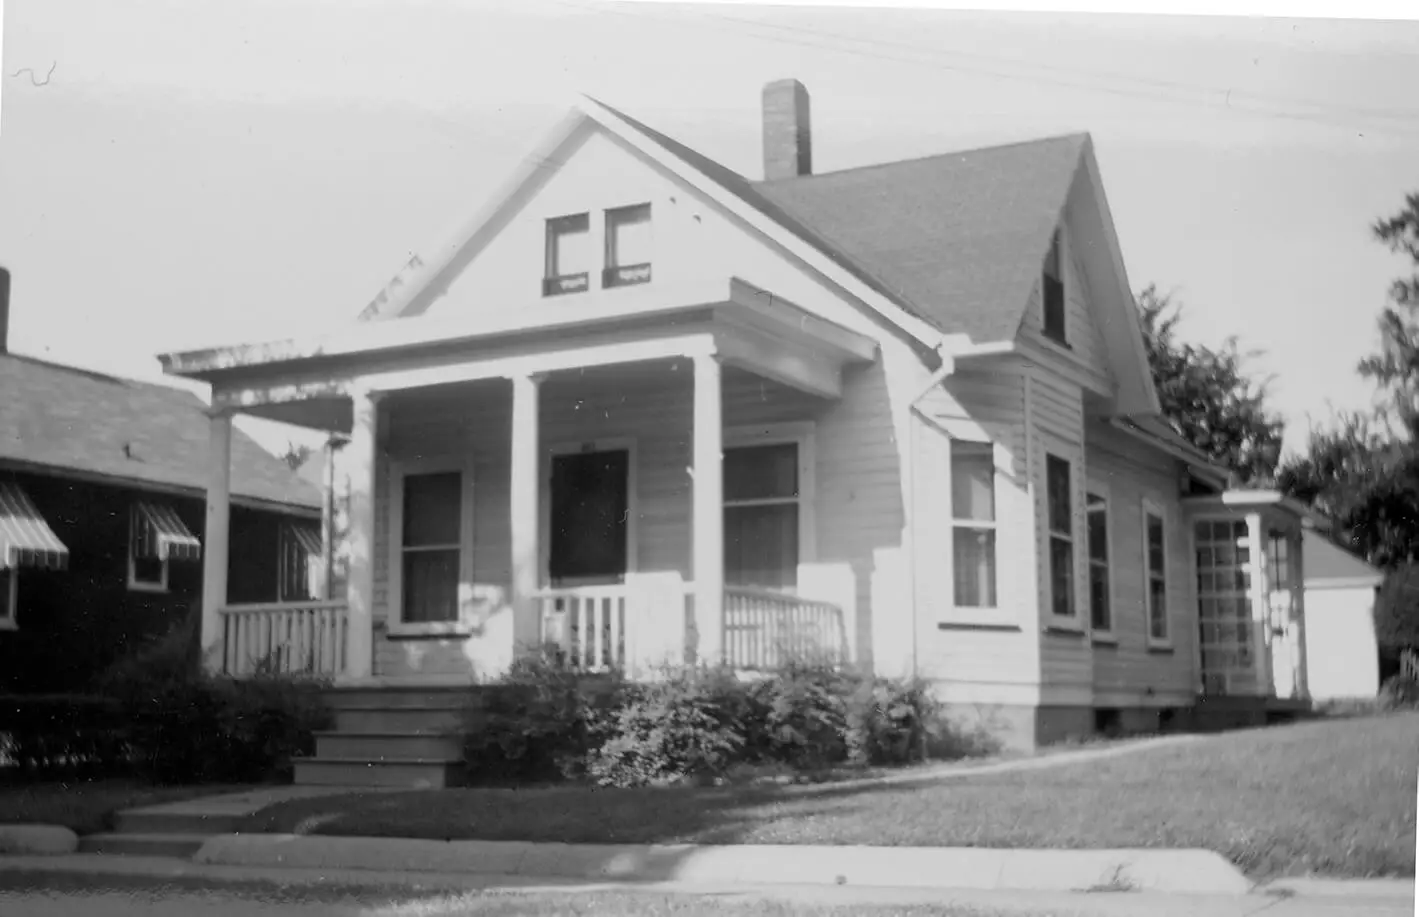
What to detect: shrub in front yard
<box><xmin>1379</xmin><ymin>674</ymin><xmax>1419</xmax><ymax>711</ymax></box>
<box><xmin>98</xmin><ymin>622</ymin><xmax>331</xmax><ymax>784</ymax></box>
<box><xmin>0</xmin><ymin>694</ymin><xmax>129</xmax><ymax>778</ymax></box>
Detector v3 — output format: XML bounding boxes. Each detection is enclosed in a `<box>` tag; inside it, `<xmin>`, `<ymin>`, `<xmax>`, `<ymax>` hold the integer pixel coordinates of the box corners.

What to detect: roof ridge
<box><xmin>0</xmin><ymin>351</ymin><xmax>193</xmax><ymax>393</ymax></box>
<box><xmin>756</xmin><ymin>131</ymin><xmax>1090</xmax><ymax>186</ymax></box>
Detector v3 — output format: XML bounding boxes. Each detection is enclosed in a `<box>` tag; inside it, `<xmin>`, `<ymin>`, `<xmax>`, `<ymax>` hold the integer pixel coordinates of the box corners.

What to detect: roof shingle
<box><xmin>0</xmin><ymin>353</ymin><xmax>320</xmax><ymax>510</ymax></box>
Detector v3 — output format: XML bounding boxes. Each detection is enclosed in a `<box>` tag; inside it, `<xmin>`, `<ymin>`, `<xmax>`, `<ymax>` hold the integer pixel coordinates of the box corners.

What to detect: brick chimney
<box><xmin>0</xmin><ymin>267</ymin><xmax>10</xmax><ymax>354</ymax></box>
<box><xmin>762</xmin><ymin>79</ymin><xmax>812</xmax><ymax>181</ymax></box>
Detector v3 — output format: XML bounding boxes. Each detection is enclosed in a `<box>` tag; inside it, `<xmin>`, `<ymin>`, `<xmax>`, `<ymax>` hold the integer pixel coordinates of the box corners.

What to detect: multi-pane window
<box><xmin>1145</xmin><ymin>506</ymin><xmax>1169</xmax><ymax>642</ymax></box>
<box><xmin>1086</xmin><ymin>492</ymin><xmax>1110</xmax><ymax>632</ymax></box>
<box><xmin>724</xmin><ymin>443</ymin><xmax>799</xmax><ymax>590</ymax></box>
<box><xmin>400</xmin><ymin>471</ymin><xmax>463</xmax><ymax>623</ymax></box>
<box><xmin>1046</xmin><ymin>454</ymin><xmax>1075</xmax><ymax>618</ymax></box>
<box><xmin>604</xmin><ymin>204</ymin><xmax>652</xmax><ymax>287</ymax></box>
<box><xmin>951</xmin><ymin>441</ymin><xmax>997</xmax><ymax>608</ymax></box>
<box><xmin>278</xmin><ymin>523</ymin><xmax>323</xmax><ymax>602</ymax></box>
<box><xmin>544</xmin><ymin>213</ymin><xmax>591</xmax><ymax>296</ymax></box>
<box><xmin>1043</xmin><ymin>229</ymin><xmax>1066</xmax><ymax>344</ymax></box>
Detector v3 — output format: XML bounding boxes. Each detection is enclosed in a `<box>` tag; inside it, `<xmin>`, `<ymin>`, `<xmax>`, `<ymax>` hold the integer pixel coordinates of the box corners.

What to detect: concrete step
<box><xmin>315</xmin><ymin>731</ymin><xmax>464</xmax><ymax>761</ymax></box>
<box><xmin>111</xmin><ymin>810</ymin><xmax>246</xmax><ymax>836</ymax></box>
<box><xmin>323</xmin><ymin>687</ymin><xmax>476</xmax><ymax>710</ymax></box>
<box><xmin>78</xmin><ymin>832</ymin><xmax>210</xmax><ymax>858</ymax></box>
<box><xmin>333</xmin><ymin>705</ymin><xmax>470</xmax><ymax>734</ymax></box>
<box><xmin>293</xmin><ymin>757</ymin><xmax>465</xmax><ymax>789</ymax></box>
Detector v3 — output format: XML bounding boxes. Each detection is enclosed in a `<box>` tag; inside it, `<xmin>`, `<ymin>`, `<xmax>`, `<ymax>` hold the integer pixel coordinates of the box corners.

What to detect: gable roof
<box><xmin>1303</xmin><ymin>529</ymin><xmax>1384</xmax><ymax>588</ymax></box>
<box><xmin>0</xmin><ymin>352</ymin><xmax>320</xmax><ymax>511</ymax></box>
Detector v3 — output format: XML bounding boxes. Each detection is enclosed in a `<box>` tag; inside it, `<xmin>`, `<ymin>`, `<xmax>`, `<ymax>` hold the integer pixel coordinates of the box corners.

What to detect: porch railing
<box><xmin>538</xmin><ymin>586</ymin><xmax>627</xmax><ymax>672</ymax></box>
<box><xmin>220</xmin><ymin>600</ymin><xmax>349</xmax><ymax>678</ymax></box>
<box><xmin>724</xmin><ymin>586</ymin><xmax>847</xmax><ymax>670</ymax></box>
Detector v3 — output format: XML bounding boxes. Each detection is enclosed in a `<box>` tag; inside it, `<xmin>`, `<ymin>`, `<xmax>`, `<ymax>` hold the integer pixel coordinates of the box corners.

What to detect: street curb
<box><xmin>1262</xmin><ymin>877</ymin><xmax>1416</xmax><ymax>900</ymax></box>
<box><xmin>194</xmin><ymin>834</ymin><xmax>1254</xmax><ymax>895</ymax></box>
<box><xmin>0</xmin><ymin>824</ymin><xmax>79</xmax><ymax>856</ymax></box>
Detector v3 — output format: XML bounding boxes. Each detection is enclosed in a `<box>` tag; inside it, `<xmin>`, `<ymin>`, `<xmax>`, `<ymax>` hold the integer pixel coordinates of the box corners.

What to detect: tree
<box><xmin>1136</xmin><ymin>285</ymin><xmax>1284</xmax><ymax>485</ymax></box>
<box><xmin>1358</xmin><ymin>192</ymin><xmax>1419</xmax><ymax>430</ymax></box>
<box><xmin>281</xmin><ymin>442</ymin><xmax>313</xmax><ymax>473</ymax></box>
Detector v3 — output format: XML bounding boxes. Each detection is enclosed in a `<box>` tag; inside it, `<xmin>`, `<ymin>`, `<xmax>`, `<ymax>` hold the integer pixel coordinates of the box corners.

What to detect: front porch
<box><xmin>187</xmin><ymin>279</ymin><xmax>878</xmax><ymax>683</ymax></box>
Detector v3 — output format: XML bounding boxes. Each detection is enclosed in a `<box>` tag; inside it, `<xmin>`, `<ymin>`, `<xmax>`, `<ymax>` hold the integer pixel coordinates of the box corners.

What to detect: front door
<box><xmin>548</xmin><ymin>449</ymin><xmax>630</xmax><ymax>586</ymax></box>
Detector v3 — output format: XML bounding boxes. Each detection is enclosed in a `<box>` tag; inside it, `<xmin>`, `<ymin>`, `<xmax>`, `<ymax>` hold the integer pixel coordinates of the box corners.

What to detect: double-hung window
<box><xmin>398</xmin><ymin>470</ymin><xmax>465</xmax><ymax>624</ymax></box>
<box><xmin>604</xmin><ymin>203</ymin><xmax>652</xmax><ymax>287</ymax></box>
<box><xmin>724</xmin><ymin>441</ymin><xmax>801</xmax><ymax>591</ymax></box>
<box><xmin>950</xmin><ymin>441</ymin><xmax>997</xmax><ymax>608</ymax></box>
<box><xmin>1144</xmin><ymin>502</ymin><xmax>1170</xmax><ymax>643</ymax></box>
<box><xmin>1042</xmin><ymin>230</ymin><xmax>1066</xmax><ymax>344</ymax></box>
<box><xmin>1086</xmin><ymin>491</ymin><xmax>1111</xmax><ymax>633</ymax></box>
<box><xmin>1046</xmin><ymin>454</ymin><xmax>1075</xmax><ymax>619</ymax></box>
<box><xmin>544</xmin><ymin>213</ymin><xmax>591</xmax><ymax>296</ymax></box>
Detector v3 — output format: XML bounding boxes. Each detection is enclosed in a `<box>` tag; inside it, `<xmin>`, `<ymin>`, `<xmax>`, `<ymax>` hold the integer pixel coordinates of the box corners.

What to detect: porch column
<box><xmin>200</xmin><ymin>409</ymin><xmax>233</xmax><ymax>672</ymax></box>
<box><xmin>510</xmin><ymin>373</ymin><xmax>544</xmax><ymax>655</ymax></box>
<box><xmin>1245</xmin><ymin>512</ymin><xmax>1273</xmax><ymax>695</ymax></box>
<box><xmin>693</xmin><ymin>352</ymin><xmax>725</xmax><ymax>665</ymax></box>
<box><xmin>1290</xmin><ymin>527</ymin><xmax>1311</xmax><ymax>700</ymax></box>
<box><xmin>343</xmin><ymin>388</ymin><xmax>381</xmax><ymax>681</ymax></box>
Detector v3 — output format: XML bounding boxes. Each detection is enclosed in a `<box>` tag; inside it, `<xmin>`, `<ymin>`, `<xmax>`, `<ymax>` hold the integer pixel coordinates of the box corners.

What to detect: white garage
<box><xmin>1302</xmin><ymin>530</ymin><xmax>1384</xmax><ymax>702</ymax></box>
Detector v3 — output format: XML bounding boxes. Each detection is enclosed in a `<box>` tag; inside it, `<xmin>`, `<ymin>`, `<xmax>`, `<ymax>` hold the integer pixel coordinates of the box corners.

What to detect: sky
<box><xmin>2</xmin><ymin>0</ymin><xmax>1417</xmax><ymax>458</ymax></box>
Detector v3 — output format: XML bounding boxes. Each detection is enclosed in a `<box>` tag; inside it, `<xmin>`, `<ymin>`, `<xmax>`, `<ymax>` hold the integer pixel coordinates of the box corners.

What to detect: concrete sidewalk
<box><xmin>1</xmin><ymin>853</ymin><xmax>1414</xmax><ymax>917</ymax></box>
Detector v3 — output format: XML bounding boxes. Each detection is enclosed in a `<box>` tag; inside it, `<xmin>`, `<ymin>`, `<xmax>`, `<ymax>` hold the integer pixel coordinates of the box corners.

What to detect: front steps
<box><xmin>77</xmin><ymin>807</ymin><xmax>245</xmax><ymax>858</ymax></box>
<box><xmin>293</xmin><ymin>685</ymin><xmax>478</xmax><ymax>789</ymax></box>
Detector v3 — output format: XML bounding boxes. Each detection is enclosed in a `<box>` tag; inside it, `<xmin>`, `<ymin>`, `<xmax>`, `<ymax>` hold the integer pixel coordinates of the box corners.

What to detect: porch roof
<box><xmin>1181</xmin><ymin>489</ymin><xmax>1332</xmax><ymax>532</ymax></box>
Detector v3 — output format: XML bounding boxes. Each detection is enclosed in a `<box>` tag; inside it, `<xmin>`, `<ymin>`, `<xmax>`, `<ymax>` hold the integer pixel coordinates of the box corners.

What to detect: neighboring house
<box><xmin>157</xmin><ymin>80</ymin><xmax>1327</xmax><ymax>753</ymax></box>
<box><xmin>1301</xmin><ymin>530</ymin><xmax>1383</xmax><ymax>702</ymax></box>
<box><xmin>0</xmin><ymin>270</ymin><xmax>324</xmax><ymax>692</ymax></box>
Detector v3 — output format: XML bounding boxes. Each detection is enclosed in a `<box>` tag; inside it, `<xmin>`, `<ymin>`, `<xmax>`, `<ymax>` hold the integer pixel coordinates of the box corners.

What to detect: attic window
<box><xmin>544</xmin><ymin>213</ymin><xmax>591</xmax><ymax>297</ymax></box>
<box><xmin>603</xmin><ymin>204</ymin><xmax>652</xmax><ymax>288</ymax></box>
<box><xmin>1043</xmin><ymin>230</ymin><xmax>1067</xmax><ymax>345</ymax></box>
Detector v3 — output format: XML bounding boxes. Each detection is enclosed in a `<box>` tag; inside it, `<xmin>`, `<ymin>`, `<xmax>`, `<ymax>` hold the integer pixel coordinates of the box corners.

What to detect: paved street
<box><xmin>0</xmin><ymin>865</ymin><xmax>1412</xmax><ymax>917</ymax></box>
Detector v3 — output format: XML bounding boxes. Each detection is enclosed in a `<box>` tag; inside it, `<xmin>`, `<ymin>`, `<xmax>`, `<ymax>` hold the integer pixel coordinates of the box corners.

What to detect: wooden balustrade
<box><xmin>537</xmin><ymin>586</ymin><xmax>628</xmax><ymax>672</ymax></box>
<box><xmin>221</xmin><ymin>600</ymin><xmax>348</xmax><ymax>678</ymax></box>
<box><xmin>723</xmin><ymin>586</ymin><xmax>846</xmax><ymax>671</ymax></box>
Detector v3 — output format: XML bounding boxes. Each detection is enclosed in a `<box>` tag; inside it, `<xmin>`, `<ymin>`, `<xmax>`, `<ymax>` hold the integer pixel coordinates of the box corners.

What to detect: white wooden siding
<box><xmin>1016</xmin><ymin>214</ymin><xmax>1114</xmax><ymax>391</ymax></box>
<box><xmin>1084</xmin><ymin>421</ymin><xmax>1197</xmax><ymax>702</ymax></box>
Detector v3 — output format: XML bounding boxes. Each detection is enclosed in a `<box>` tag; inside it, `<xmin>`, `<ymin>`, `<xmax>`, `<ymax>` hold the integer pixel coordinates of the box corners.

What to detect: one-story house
<box><xmin>0</xmin><ymin>268</ymin><xmax>325</xmax><ymax>692</ymax></box>
<box><xmin>157</xmin><ymin>80</ymin><xmax>1330</xmax><ymax>763</ymax></box>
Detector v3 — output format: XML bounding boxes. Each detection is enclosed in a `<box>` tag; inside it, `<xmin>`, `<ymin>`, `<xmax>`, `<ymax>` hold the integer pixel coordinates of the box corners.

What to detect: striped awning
<box><xmin>0</xmin><ymin>482</ymin><xmax>69</xmax><ymax>570</ymax></box>
<box><xmin>132</xmin><ymin>501</ymin><xmax>202</xmax><ymax>562</ymax></box>
<box><xmin>284</xmin><ymin>522</ymin><xmax>323</xmax><ymax>558</ymax></box>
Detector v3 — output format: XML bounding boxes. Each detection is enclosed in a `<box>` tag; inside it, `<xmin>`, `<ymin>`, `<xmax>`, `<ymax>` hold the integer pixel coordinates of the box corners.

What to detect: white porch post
<box><xmin>1289</xmin><ymin>527</ymin><xmax>1310</xmax><ymax>700</ymax></box>
<box><xmin>693</xmin><ymin>352</ymin><xmax>725</xmax><ymax>665</ymax></box>
<box><xmin>1245</xmin><ymin>512</ymin><xmax>1273</xmax><ymax>695</ymax></box>
<box><xmin>343</xmin><ymin>388</ymin><xmax>380</xmax><ymax>681</ymax></box>
<box><xmin>510</xmin><ymin>373</ymin><xmax>544</xmax><ymax>655</ymax></box>
<box><xmin>201</xmin><ymin>409</ymin><xmax>233</xmax><ymax>672</ymax></box>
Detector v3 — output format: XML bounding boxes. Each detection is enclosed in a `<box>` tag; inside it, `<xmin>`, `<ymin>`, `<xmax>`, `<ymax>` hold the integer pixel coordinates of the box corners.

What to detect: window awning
<box><xmin>0</xmin><ymin>483</ymin><xmax>69</xmax><ymax>570</ymax></box>
<box><xmin>132</xmin><ymin>501</ymin><xmax>202</xmax><ymax>562</ymax></box>
<box><xmin>284</xmin><ymin>523</ymin><xmax>323</xmax><ymax>557</ymax></box>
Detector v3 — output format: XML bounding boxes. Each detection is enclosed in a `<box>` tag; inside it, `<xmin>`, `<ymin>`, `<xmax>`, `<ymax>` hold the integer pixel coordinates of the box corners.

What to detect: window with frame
<box><xmin>400</xmin><ymin>471</ymin><xmax>463</xmax><ymax>623</ymax></box>
<box><xmin>278</xmin><ymin>524</ymin><xmax>323</xmax><ymax>602</ymax></box>
<box><xmin>127</xmin><ymin>512</ymin><xmax>168</xmax><ymax>593</ymax></box>
<box><xmin>951</xmin><ymin>441</ymin><xmax>997</xmax><ymax>608</ymax></box>
<box><xmin>1086</xmin><ymin>491</ymin><xmax>1111</xmax><ymax>632</ymax></box>
<box><xmin>724</xmin><ymin>442</ymin><xmax>799</xmax><ymax>590</ymax></box>
<box><xmin>1145</xmin><ymin>505</ymin><xmax>1169</xmax><ymax>642</ymax></box>
<box><xmin>1042</xmin><ymin>229</ymin><xmax>1066</xmax><ymax>344</ymax></box>
<box><xmin>1046</xmin><ymin>454</ymin><xmax>1075</xmax><ymax>618</ymax></box>
<box><xmin>603</xmin><ymin>203</ymin><xmax>652</xmax><ymax>288</ymax></box>
<box><xmin>0</xmin><ymin>568</ymin><xmax>15</xmax><ymax>630</ymax></box>
<box><xmin>544</xmin><ymin>213</ymin><xmax>591</xmax><ymax>296</ymax></box>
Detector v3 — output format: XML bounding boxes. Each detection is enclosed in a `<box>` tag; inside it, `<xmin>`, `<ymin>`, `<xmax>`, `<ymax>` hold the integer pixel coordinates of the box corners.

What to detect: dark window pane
<box><xmin>1050</xmin><ymin>537</ymin><xmax>1074</xmax><ymax>617</ymax></box>
<box><xmin>1149</xmin><ymin>577</ymin><xmax>1168</xmax><ymax>639</ymax></box>
<box><xmin>1089</xmin><ymin>565</ymin><xmax>1111</xmax><ymax>631</ymax></box>
<box><xmin>403</xmin><ymin>549</ymin><xmax>459</xmax><ymax>623</ymax></box>
<box><xmin>0</xmin><ymin>569</ymin><xmax>11</xmax><ymax>621</ymax></box>
<box><xmin>953</xmin><ymin>527</ymin><xmax>996</xmax><ymax>607</ymax></box>
<box><xmin>725</xmin><ymin>503</ymin><xmax>798</xmax><ymax>589</ymax></box>
<box><xmin>724</xmin><ymin>444</ymin><xmax>798</xmax><ymax>502</ymax></box>
<box><xmin>951</xmin><ymin>443</ymin><xmax>995</xmax><ymax>522</ymax></box>
<box><xmin>549</xmin><ymin>451</ymin><xmax>629</xmax><ymax>582</ymax></box>
<box><xmin>403</xmin><ymin>472</ymin><xmax>461</xmax><ymax>547</ymax></box>
<box><xmin>1147</xmin><ymin>514</ymin><xmax>1165</xmax><ymax>570</ymax></box>
<box><xmin>1046</xmin><ymin>455</ymin><xmax>1071</xmax><ymax>534</ymax></box>
<box><xmin>132</xmin><ymin>556</ymin><xmax>164</xmax><ymax>585</ymax></box>
<box><xmin>1087</xmin><ymin>505</ymin><xmax>1108</xmax><ymax>563</ymax></box>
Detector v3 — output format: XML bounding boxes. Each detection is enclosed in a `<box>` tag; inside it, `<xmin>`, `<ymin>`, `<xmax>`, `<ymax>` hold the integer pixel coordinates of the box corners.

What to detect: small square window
<box><xmin>603</xmin><ymin>204</ymin><xmax>652</xmax><ymax>288</ymax></box>
<box><xmin>544</xmin><ymin>213</ymin><xmax>591</xmax><ymax>296</ymax></box>
<box><xmin>1043</xmin><ymin>230</ymin><xmax>1066</xmax><ymax>344</ymax></box>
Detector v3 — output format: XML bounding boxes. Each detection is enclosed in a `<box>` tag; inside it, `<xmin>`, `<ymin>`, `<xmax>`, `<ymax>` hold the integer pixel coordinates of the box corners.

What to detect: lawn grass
<box><xmin>0</xmin><ymin>779</ymin><xmax>251</xmax><ymax>835</ymax></box>
<box><xmin>241</xmin><ymin>714</ymin><xmax>1419</xmax><ymax>881</ymax></box>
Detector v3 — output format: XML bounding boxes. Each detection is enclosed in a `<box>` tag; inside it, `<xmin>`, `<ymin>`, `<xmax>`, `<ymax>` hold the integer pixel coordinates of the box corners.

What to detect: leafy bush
<box><xmin>1378</xmin><ymin>674</ymin><xmax>1419</xmax><ymax>711</ymax></box>
<box><xmin>0</xmin><ymin>694</ymin><xmax>129</xmax><ymax>778</ymax></box>
<box><xmin>585</xmin><ymin>666</ymin><xmax>747</xmax><ymax>787</ymax></box>
<box><xmin>744</xmin><ymin>662</ymin><xmax>857</xmax><ymax>769</ymax></box>
<box><xmin>97</xmin><ymin>622</ymin><xmax>331</xmax><ymax>784</ymax></box>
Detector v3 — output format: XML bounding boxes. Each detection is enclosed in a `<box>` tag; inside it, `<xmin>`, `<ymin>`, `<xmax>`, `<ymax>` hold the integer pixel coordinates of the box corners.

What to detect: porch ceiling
<box><xmin>176</xmin><ymin>277</ymin><xmax>878</xmax><ymax>419</ymax></box>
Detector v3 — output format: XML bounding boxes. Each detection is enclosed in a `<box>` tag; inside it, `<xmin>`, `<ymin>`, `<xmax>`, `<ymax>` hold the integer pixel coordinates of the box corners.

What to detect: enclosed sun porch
<box><xmin>167</xmin><ymin>278</ymin><xmax>881</xmax><ymax>684</ymax></box>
